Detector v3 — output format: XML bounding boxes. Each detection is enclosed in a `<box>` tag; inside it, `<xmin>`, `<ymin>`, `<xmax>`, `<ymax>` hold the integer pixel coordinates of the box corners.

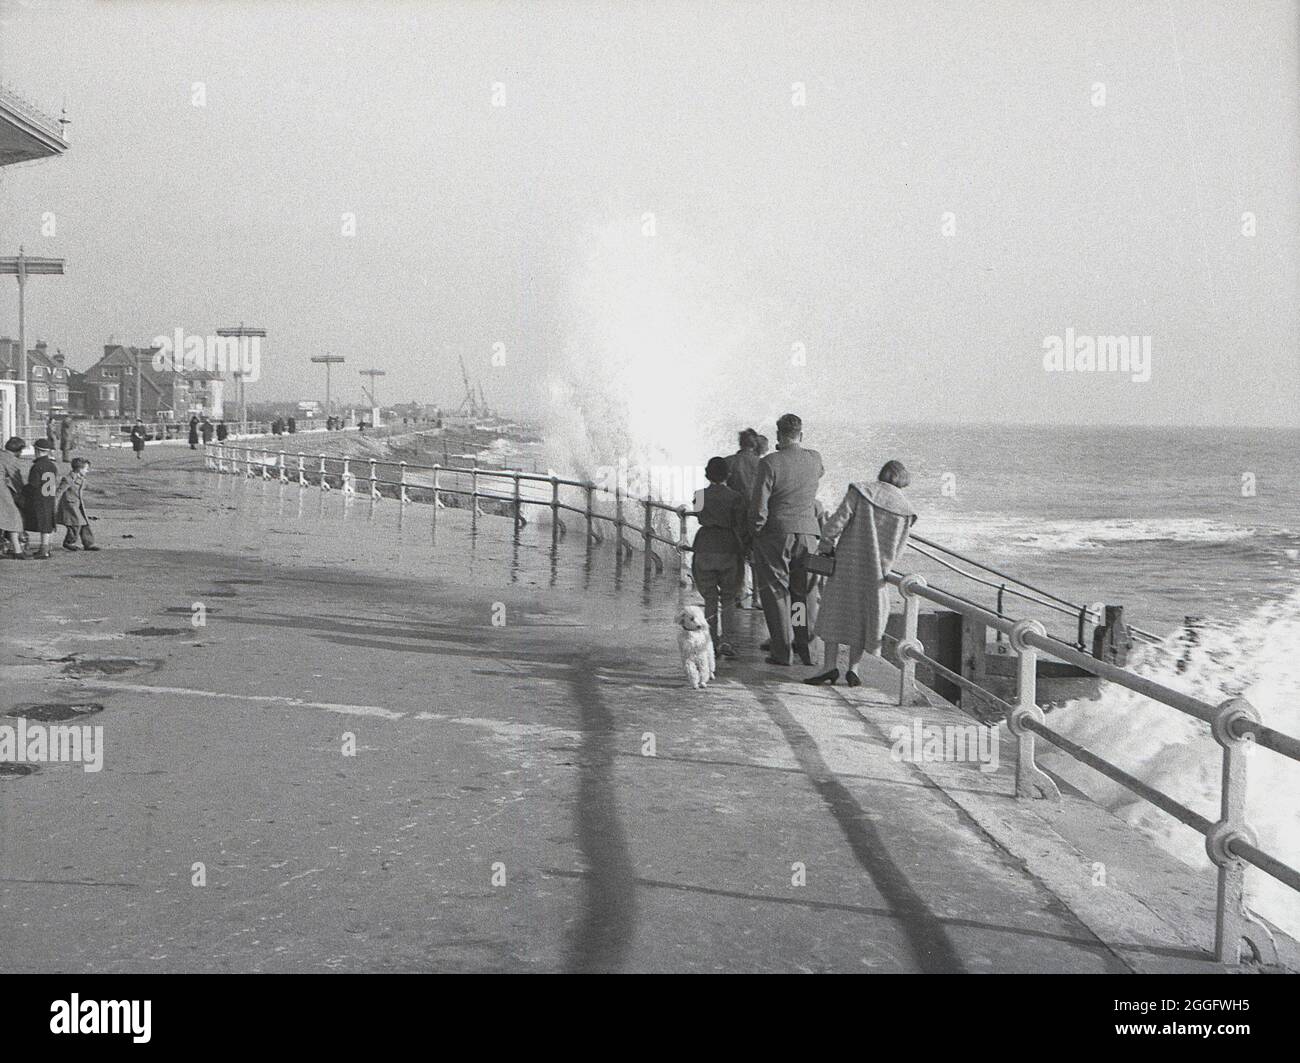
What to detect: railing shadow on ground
<box><xmin>205</xmin><ymin>441</ymin><xmax>1300</xmax><ymax>967</ymax></box>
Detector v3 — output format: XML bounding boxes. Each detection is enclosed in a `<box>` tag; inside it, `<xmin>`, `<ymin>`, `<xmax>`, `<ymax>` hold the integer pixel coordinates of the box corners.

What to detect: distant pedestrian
<box><xmin>0</xmin><ymin>436</ymin><xmax>26</xmax><ymax>559</ymax></box>
<box><xmin>130</xmin><ymin>420</ymin><xmax>146</xmax><ymax>459</ymax></box>
<box><xmin>56</xmin><ymin>457</ymin><xmax>99</xmax><ymax>552</ymax></box>
<box><xmin>287</xmin><ymin>416</ymin><xmax>296</xmax><ymax>434</ymax></box>
<box><xmin>188</xmin><ymin>415</ymin><xmax>200</xmax><ymax>449</ymax></box>
<box><xmin>59</xmin><ymin>416</ymin><xmax>75</xmax><ymax>463</ymax></box>
<box><xmin>200</xmin><ymin>417</ymin><xmax>214</xmax><ymax>444</ymax></box>
<box><xmin>216</xmin><ymin>420</ymin><xmax>228</xmax><ymax>442</ymax></box>
<box><xmin>23</xmin><ymin>438</ymin><xmax>59</xmax><ymax>560</ymax></box>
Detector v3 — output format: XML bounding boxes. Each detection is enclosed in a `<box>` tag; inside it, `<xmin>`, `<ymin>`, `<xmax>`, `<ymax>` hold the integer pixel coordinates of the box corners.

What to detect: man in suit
<box><xmin>750</xmin><ymin>413</ymin><xmax>824</xmax><ymax>665</ymax></box>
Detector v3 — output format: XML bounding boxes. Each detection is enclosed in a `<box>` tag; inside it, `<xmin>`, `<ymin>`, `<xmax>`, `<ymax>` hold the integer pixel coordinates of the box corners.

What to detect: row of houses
<box><xmin>0</xmin><ymin>338</ymin><xmax>225</xmax><ymax>421</ymax></box>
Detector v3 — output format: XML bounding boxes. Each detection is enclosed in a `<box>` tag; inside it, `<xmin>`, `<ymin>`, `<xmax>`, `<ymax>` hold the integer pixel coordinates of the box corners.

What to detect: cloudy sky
<box><xmin>0</xmin><ymin>0</ymin><xmax>1296</xmax><ymax>427</ymax></box>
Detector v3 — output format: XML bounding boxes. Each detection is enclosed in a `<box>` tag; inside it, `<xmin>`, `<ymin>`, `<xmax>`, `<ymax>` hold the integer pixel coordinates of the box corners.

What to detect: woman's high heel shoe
<box><xmin>845</xmin><ymin>670</ymin><xmax>862</xmax><ymax>687</ymax></box>
<box><xmin>803</xmin><ymin>668</ymin><xmax>839</xmax><ymax>686</ymax></box>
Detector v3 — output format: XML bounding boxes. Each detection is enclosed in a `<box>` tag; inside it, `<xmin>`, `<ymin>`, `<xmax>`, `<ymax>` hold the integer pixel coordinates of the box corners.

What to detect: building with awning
<box><xmin>0</xmin><ymin>84</ymin><xmax>68</xmax><ymax>438</ymax></box>
<box><xmin>0</xmin><ymin>83</ymin><xmax>68</xmax><ymax>166</ymax></box>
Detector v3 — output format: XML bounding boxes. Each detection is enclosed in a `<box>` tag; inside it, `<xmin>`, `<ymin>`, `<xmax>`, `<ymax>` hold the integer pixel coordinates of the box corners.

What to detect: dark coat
<box><xmin>200</xmin><ymin>421</ymin><xmax>214</xmax><ymax>443</ymax></box>
<box><xmin>24</xmin><ymin>455</ymin><xmax>59</xmax><ymax>533</ymax></box>
<box><xmin>188</xmin><ymin>418</ymin><xmax>200</xmax><ymax>444</ymax></box>
<box><xmin>216</xmin><ymin>423</ymin><xmax>228</xmax><ymax>441</ymax></box>
<box><xmin>130</xmin><ymin>426</ymin><xmax>146</xmax><ymax>452</ymax></box>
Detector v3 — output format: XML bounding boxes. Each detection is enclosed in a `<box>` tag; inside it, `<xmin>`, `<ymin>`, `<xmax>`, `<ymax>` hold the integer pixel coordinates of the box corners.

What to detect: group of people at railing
<box><xmin>691</xmin><ymin>413</ymin><xmax>916</xmax><ymax>685</ymax></box>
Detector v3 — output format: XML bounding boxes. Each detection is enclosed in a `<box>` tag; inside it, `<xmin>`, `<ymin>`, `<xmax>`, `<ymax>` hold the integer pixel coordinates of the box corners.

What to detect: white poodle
<box><xmin>676</xmin><ymin>605</ymin><xmax>716</xmax><ymax>689</ymax></box>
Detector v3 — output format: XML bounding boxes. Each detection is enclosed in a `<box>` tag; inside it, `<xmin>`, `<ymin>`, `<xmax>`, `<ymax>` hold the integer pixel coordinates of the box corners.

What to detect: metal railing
<box><xmin>891</xmin><ymin>571</ymin><xmax>1300</xmax><ymax>967</ymax></box>
<box><xmin>205</xmin><ymin>442</ymin><xmax>697</xmax><ymax>580</ymax></box>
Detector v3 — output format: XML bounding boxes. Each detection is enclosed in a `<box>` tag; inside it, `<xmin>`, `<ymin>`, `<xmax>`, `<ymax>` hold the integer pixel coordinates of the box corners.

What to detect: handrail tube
<box><xmin>1226</xmin><ymin>837</ymin><xmax>1300</xmax><ymax>893</ymax></box>
<box><xmin>1022</xmin><ymin>718</ymin><xmax>1214</xmax><ymax>835</ymax></box>
<box><xmin>901</xmin><ymin>646</ymin><xmax>1015</xmax><ymax>716</ymax></box>
<box><xmin>1018</xmin><ymin>628</ymin><xmax>1219</xmax><ymax>727</ymax></box>
<box><xmin>1230</xmin><ymin>719</ymin><xmax>1300</xmax><ymax>763</ymax></box>
<box><xmin>888</xmin><ymin>572</ymin><xmax>1019</xmax><ymax>638</ymax></box>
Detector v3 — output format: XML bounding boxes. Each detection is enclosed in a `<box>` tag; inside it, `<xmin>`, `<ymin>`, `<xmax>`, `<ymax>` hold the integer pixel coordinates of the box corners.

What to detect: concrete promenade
<box><xmin>1</xmin><ymin>444</ymin><xmax>1293</xmax><ymax>973</ymax></box>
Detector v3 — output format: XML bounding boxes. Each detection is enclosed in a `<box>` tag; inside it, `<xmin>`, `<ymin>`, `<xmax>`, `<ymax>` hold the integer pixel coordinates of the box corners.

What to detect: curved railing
<box><xmin>890</xmin><ymin>571</ymin><xmax>1299</xmax><ymax>967</ymax></box>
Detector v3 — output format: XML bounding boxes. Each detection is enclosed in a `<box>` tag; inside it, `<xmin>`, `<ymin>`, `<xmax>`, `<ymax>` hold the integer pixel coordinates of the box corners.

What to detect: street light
<box><xmin>216</xmin><ymin>324</ymin><xmax>266</xmax><ymax>435</ymax></box>
<box><xmin>310</xmin><ymin>354</ymin><xmax>345</xmax><ymax>420</ymax></box>
<box><xmin>359</xmin><ymin>368</ymin><xmax>386</xmax><ymax>413</ymax></box>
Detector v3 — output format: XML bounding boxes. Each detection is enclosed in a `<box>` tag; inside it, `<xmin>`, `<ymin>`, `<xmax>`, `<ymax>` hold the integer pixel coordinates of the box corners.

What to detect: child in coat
<box><xmin>56</xmin><ymin>457</ymin><xmax>99</xmax><ymax>552</ymax></box>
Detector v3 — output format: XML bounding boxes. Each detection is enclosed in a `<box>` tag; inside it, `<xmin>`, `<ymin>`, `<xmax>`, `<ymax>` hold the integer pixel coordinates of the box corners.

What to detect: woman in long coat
<box><xmin>805</xmin><ymin>460</ymin><xmax>917</xmax><ymax>686</ymax></box>
<box><xmin>23</xmin><ymin>438</ymin><xmax>59</xmax><ymax>560</ymax></box>
<box><xmin>0</xmin><ymin>436</ymin><xmax>26</xmax><ymax>558</ymax></box>
<box><xmin>188</xmin><ymin>415</ymin><xmax>200</xmax><ymax>449</ymax></box>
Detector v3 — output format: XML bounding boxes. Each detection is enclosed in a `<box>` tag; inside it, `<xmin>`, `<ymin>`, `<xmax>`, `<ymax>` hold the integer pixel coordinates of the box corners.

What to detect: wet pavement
<box><xmin>0</xmin><ymin>445</ymin><xmax>1286</xmax><ymax>972</ymax></box>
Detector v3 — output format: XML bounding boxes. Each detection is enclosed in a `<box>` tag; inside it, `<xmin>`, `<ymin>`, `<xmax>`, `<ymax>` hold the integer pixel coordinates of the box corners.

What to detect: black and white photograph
<box><xmin>0</xmin><ymin>0</ymin><xmax>1296</xmax><ymax>1043</ymax></box>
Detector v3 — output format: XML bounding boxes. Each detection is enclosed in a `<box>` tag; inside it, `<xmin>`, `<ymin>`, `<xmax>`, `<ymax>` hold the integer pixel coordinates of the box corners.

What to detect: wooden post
<box><xmin>1092</xmin><ymin>605</ymin><xmax>1132</xmax><ymax>666</ymax></box>
<box><xmin>584</xmin><ymin>482</ymin><xmax>595</xmax><ymax>543</ymax></box>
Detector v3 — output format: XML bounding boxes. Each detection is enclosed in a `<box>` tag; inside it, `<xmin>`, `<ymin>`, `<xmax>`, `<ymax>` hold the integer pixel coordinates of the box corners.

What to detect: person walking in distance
<box><xmin>750</xmin><ymin>413</ymin><xmax>824</xmax><ymax>666</ymax></box>
<box><xmin>130</xmin><ymin>420</ymin><xmax>146</xmax><ymax>460</ymax></box>
<box><xmin>59</xmin><ymin>416</ymin><xmax>75</xmax><ymax>463</ymax></box>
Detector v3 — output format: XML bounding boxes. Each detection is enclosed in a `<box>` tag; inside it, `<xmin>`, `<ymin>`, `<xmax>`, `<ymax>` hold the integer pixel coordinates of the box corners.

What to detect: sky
<box><xmin>0</xmin><ymin>0</ymin><xmax>1296</xmax><ymax>427</ymax></box>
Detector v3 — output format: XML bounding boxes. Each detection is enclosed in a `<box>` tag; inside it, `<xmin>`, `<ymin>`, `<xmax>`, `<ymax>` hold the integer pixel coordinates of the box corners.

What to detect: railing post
<box><xmin>513</xmin><ymin>473</ymin><xmax>522</xmax><ymax>528</ymax></box>
<box><xmin>1207</xmin><ymin>697</ymin><xmax>1278</xmax><ymax>965</ymax></box>
<box><xmin>471</xmin><ymin>468</ymin><xmax>479</xmax><ymax>514</ymax></box>
<box><xmin>896</xmin><ymin>574</ymin><xmax>928</xmax><ymax>706</ymax></box>
<box><xmin>399</xmin><ymin>461</ymin><xmax>409</xmax><ymax>504</ymax></box>
<box><xmin>584</xmin><ymin>481</ymin><xmax>596</xmax><ymax>543</ymax></box>
<box><xmin>1006</xmin><ymin>619</ymin><xmax>1060</xmax><ymax>800</ymax></box>
<box><xmin>278</xmin><ymin>450</ymin><xmax>288</xmax><ymax>483</ymax></box>
<box><xmin>551</xmin><ymin>474</ymin><xmax>561</xmax><ymax>546</ymax></box>
<box><xmin>677</xmin><ymin>505</ymin><xmax>690</xmax><ymax>586</ymax></box>
<box><xmin>643</xmin><ymin>499</ymin><xmax>655</xmax><ymax>577</ymax></box>
<box><xmin>297</xmin><ymin>452</ymin><xmax>305</xmax><ymax>486</ymax></box>
<box><xmin>369</xmin><ymin>459</ymin><xmax>379</xmax><ymax>503</ymax></box>
<box><xmin>431</xmin><ymin>463</ymin><xmax>441</xmax><ymax>510</ymax></box>
<box><xmin>318</xmin><ymin>454</ymin><xmax>328</xmax><ymax>491</ymax></box>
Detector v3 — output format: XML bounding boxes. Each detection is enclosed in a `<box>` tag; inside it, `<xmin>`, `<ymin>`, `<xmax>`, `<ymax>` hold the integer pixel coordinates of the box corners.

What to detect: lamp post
<box><xmin>216</xmin><ymin>324</ymin><xmax>266</xmax><ymax>434</ymax></box>
<box><xmin>0</xmin><ymin>248</ymin><xmax>65</xmax><ymax>429</ymax></box>
<box><xmin>359</xmin><ymin>368</ymin><xmax>386</xmax><ymax>421</ymax></box>
<box><xmin>311</xmin><ymin>354</ymin><xmax>345</xmax><ymax>419</ymax></box>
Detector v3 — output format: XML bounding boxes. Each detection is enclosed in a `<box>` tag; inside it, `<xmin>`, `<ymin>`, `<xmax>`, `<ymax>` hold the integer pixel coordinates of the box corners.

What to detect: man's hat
<box><xmin>33</xmin><ymin>438</ymin><xmax>53</xmax><ymax>452</ymax></box>
<box><xmin>3</xmin><ymin>436</ymin><xmax>24</xmax><ymax>454</ymax></box>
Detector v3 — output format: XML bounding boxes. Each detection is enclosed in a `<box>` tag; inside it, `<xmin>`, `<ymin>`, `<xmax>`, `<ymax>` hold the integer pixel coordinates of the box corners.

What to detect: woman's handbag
<box><xmin>804</xmin><ymin>550</ymin><xmax>836</xmax><ymax>578</ymax></box>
